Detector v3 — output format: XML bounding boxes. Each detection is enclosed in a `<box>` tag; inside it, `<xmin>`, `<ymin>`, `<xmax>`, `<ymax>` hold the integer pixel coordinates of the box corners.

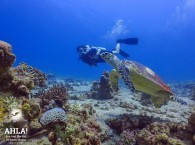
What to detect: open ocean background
<box><xmin>0</xmin><ymin>0</ymin><xmax>195</xmax><ymax>81</ymax></box>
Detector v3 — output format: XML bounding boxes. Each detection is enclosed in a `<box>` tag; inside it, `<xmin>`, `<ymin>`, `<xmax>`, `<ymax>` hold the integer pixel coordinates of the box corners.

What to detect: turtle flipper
<box><xmin>151</xmin><ymin>95</ymin><xmax>167</xmax><ymax>108</ymax></box>
<box><xmin>109</xmin><ymin>69</ymin><xmax>120</xmax><ymax>92</ymax></box>
<box><xmin>116</xmin><ymin>64</ymin><xmax>135</xmax><ymax>92</ymax></box>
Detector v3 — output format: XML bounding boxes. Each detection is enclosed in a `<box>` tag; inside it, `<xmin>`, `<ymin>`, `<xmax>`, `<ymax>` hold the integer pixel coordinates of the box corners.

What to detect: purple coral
<box><xmin>39</xmin><ymin>108</ymin><xmax>67</xmax><ymax>126</ymax></box>
<box><xmin>33</xmin><ymin>83</ymin><xmax>69</xmax><ymax>109</ymax></box>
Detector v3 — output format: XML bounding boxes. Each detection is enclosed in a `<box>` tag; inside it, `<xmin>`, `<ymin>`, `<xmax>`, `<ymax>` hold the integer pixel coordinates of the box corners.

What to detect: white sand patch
<box><xmin>70</xmin><ymin>81</ymin><xmax>194</xmax><ymax>124</ymax></box>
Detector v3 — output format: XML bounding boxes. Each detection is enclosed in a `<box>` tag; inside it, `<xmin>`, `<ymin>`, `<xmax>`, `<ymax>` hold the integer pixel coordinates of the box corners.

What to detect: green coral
<box><xmin>0</xmin><ymin>100</ymin><xmax>7</xmax><ymax>126</ymax></box>
<box><xmin>169</xmin><ymin>138</ymin><xmax>185</xmax><ymax>145</ymax></box>
<box><xmin>21</xmin><ymin>102</ymin><xmax>31</xmax><ymax>117</ymax></box>
<box><xmin>54</xmin><ymin>123</ymin><xmax>77</xmax><ymax>140</ymax></box>
<box><xmin>0</xmin><ymin>96</ymin><xmax>20</xmax><ymax>125</ymax></box>
<box><xmin>155</xmin><ymin>133</ymin><xmax>169</xmax><ymax>143</ymax></box>
<box><xmin>65</xmin><ymin>124</ymin><xmax>77</xmax><ymax>138</ymax></box>
<box><xmin>71</xmin><ymin>103</ymin><xmax>81</xmax><ymax>114</ymax></box>
<box><xmin>52</xmin><ymin>104</ymin><xmax>101</xmax><ymax>145</ymax></box>
<box><xmin>1</xmin><ymin>96</ymin><xmax>20</xmax><ymax>110</ymax></box>
<box><xmin>21</xmin><ymin>100</ymin><xmax>40</xmax><ymax>120</ymax></box>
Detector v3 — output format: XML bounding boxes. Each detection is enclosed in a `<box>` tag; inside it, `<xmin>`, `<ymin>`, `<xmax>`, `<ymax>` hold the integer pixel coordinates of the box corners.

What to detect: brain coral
<box><xmin>39</xmin><ymin>108</ymin><xmax>67</xmax><ymax>126</ymax></box>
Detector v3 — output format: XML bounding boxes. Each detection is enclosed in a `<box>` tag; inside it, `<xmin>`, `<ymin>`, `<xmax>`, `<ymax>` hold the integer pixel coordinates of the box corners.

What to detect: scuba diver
<box><xmin>77</xmin><ymin>38</ymin><xmax>138</xmax><ymax>66</ymax></box>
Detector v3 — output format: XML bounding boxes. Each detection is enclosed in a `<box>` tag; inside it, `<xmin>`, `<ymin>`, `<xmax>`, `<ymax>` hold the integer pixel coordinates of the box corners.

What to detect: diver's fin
<box><xmin>117</xmin><ymin>38</ymin><xmax>138</xmax><ymax>45</ymax></box>
<box><xmin>119</xmin><ymin>49</ymin><xmax>130</xmax><ymax>57</ymax></box>
<box><xmin>116</xmin><ymin>64</ymin><xmax>135</xmax><ymax>92</ymax></box>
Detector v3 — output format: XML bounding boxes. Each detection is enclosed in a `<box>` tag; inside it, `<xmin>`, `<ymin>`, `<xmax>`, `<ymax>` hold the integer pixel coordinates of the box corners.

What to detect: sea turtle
<box><xmin>100</xmin><ymin>52</ymin><xmax>175</xmax><ymax>107</ymax></box>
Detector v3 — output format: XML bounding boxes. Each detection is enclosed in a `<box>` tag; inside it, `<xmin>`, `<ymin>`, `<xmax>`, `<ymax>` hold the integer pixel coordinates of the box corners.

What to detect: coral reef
<box><xmin>0</xmin><ymin>40</ymin><xmax>16</xmax><ymax>75</ymax></box>
<box><xmin>88</xmin><ymin>71</ymin><xmax>114</xmax><ymax>99</ymax></box>
<box><xmin>106</xmin><ymin>114</ymin><xmax>156</xmax><ymax>134</ymax></box>
<box><xmin>22</xmin><ymin>99</ymin><xmax>41</xmax><ymax>121</ymax></box>
<box><xmin>47</xmin><ymin>104</ymin><xmax>101</xmax><ymax>145</ymax></box>
<box><xmin>0</xmin><ymin>63</ymin><xmax>47</xmax><ymax>97</ymax></box>
<box><xmin>0</xmin><ymin>97</ymin><xmax>7</xmax><ymax>126</ymax></box>
<box><xmin>0</xmin><ymin>40</ymin><xmax>194</xmax><ymax>145</ymax></box>
<box><xmin>107</xmin><ymin>113</ymin><xmax>195</xmax><ymax>145</ymax></box>
<box><xmin>0</xmin><ymin>41</ymin><xmax>103</xmax><ymax>145</ymax></box>
<box><xmin>186</xmin><ymin>112</ymin><xmax>195</xmax><ymax>143</ymax></box>
<box><xmin>39</xmin><ymin>107</ymin><xmax>67</xmax><ymax>126</ymax></box>
<box><xmin>0</xmin><ymin>95</ymin><xmax>23</xmax><ymax>126</ymax></box>
<box><xmin>48</xmin><ymin>131</ymin><xmax>57</xmax><ymax>145</ymax></box>
<box><xmin>25</xmin><ymin>103</ymin><xmax>102</xmax><ymax>145</ymax></box>
<box><xmin>33</xmin><ymin>83</ymin><xmax>69</xmax><ymax>110</ymax></box>
<box><xmin>134</xmin><ymin>122</ymin><xmax>187</xmax><ymax>145</ymax></box>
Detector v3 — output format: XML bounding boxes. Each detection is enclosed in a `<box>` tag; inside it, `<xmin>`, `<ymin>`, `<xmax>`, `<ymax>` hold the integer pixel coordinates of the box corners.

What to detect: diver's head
<box><xmin>77</xmin><ymin>45</ymin><xmax>91</xmax><ymax>54</ymax></box>
<box><xmin>77</xmin><ymin>45</ymin><xmax>86</xmax><ymax>54</ymax></box>
<box><xmin>77</xmin><ymin>45</ymin><xmax>97</xmax><ymax>66</ymax></box>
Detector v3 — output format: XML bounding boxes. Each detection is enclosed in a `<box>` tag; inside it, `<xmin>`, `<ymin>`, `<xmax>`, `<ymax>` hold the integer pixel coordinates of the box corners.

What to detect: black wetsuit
<box><xmin>79</xmin><ymin>48</ymin><xmax>112</xmax><ymax>66</ymax></box>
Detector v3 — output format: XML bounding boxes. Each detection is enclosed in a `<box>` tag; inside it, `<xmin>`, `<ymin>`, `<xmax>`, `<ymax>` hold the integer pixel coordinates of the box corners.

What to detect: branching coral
<box><xmin>19</xmin><ymin>63</ymin><xmax>47</xmax><ymax>87</ymax></box>
<box><xmin>0</xmin><ymin>96</ymin><xmax>20</xmax><ymax>110</ymax></box>
<box><xmin>0</xmin><ymin>63</ymin><xmax>47</xmax><ymax>97</ymax></box>
<box><xmin>0</xmin><ymin>96</ymin><xmax>24</xmax><ymax>124</ymax></box>
<box><xmin>11</xmin><ymin>62</ymin><xmax>47</xmax><ymax>88</ymax></box>
<box><xmin>0</xmin><ymin>99</ymin><xmax>7</xmax><ymax>126</ymax></box>
<box><xmin>0</xmin><ymin>95</ymin><xmax>26</xmax><ymax>142</ymax></box>
<box><xmin>71</xmin><ymin>103</ymin><xmax>81</xmax><ymax>114</ymax></box>
<box><xmin>33</xmin><ymin>83</ymin><xmax>69</xmax><ymax>110</ymax></box>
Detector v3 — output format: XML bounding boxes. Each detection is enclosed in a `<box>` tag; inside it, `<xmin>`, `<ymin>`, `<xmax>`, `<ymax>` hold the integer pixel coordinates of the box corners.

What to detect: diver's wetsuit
<box><xmin>88</xmin><ymin>48</ymin><xmax>112</xmax><ymax>62</ymax></box>
<box><xmin>78</xmin><ymin>43</ymin><xmax>127</xmax><ymax>66</ymax></box>
<box><xmin>79</xmin><ymin>46</ymin><xmax>112</xmax><ymax>66</ymax></box>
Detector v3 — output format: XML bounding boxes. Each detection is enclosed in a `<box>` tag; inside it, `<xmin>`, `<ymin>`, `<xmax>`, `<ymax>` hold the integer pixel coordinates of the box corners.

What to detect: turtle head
<box><xmin>100</xmin><ymin>52</ymin><xmax>121</xmax><ymax>68</ymax></box>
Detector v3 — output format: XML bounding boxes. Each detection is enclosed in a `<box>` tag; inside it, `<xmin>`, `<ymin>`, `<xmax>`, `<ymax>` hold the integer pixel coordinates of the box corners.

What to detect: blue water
<box><xmin>1</xmin><ymin>0</ymin><xmax>195</xmax><ymax>81</ymax></box>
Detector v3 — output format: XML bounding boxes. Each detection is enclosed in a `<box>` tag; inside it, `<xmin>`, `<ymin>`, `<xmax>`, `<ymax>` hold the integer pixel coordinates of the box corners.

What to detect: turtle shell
<box><xmin>122</xmin><ymin>60</ymin><xmax>173</xmax><ymax>96</ymax></box>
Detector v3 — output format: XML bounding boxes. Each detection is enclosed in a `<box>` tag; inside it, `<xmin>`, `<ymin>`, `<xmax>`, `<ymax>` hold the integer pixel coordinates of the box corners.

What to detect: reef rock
<box><xmin>189</xmin><ymin>112</ymin><xmax>195</xmax><ymax>127</ymax></box>
<box><xmin>88</xmin><ymin>71</ymin><xmax>114</xmax><ymax>99</ymax></box>
<box><xmin>0</xmin><ymin>40</ymin><xmax>16</xmax><ymax>75</ymax></box>
<box><xmin>106</xmin><ymin>114</ymin><xmax>155</xmax><ymax>134</ymax></box>
<box><xmin>187</xmin><ymin>112</ymin><xmax>195</xmax><ymax>135</ymax></box>
<box><xmin>109</xmin><ymin>113</ymin><xmax>195</xmax><ymax>145</ymax></box>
